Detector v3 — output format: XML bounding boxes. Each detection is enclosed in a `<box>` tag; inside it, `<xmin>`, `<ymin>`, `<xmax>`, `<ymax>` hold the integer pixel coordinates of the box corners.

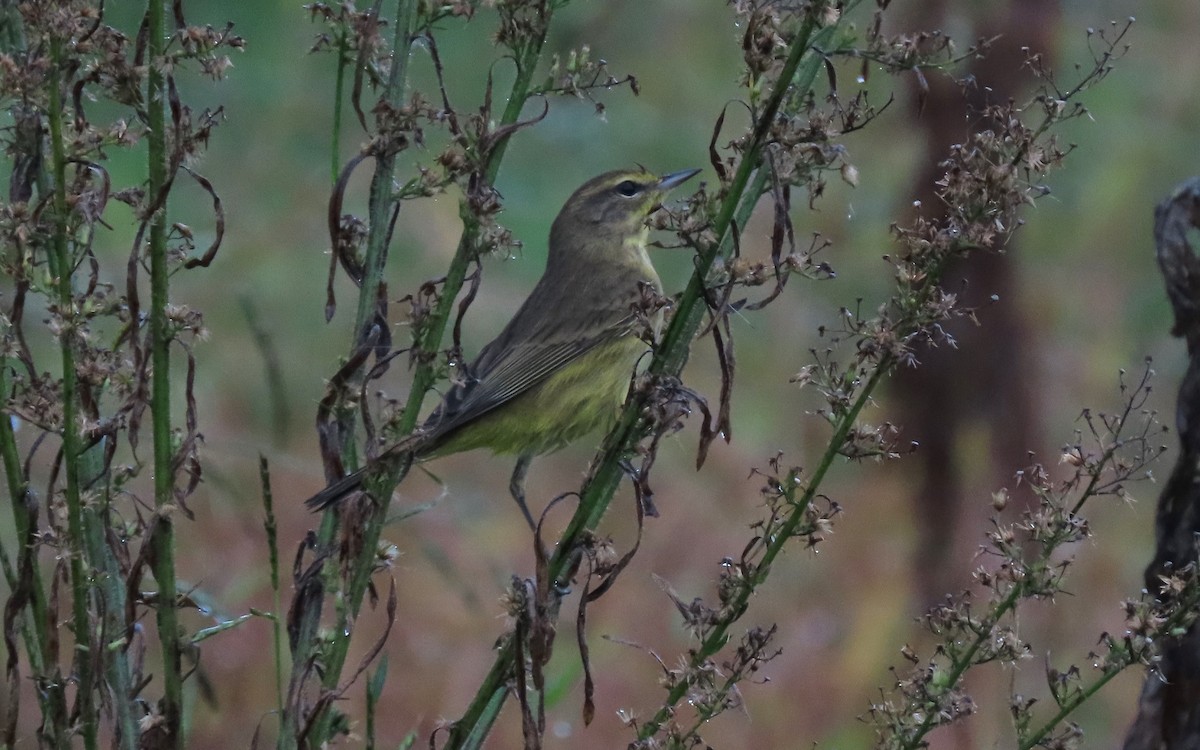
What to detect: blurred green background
<box><xmin>37</xmin><ymin>0</ymin><xmax>1200</xmax><ymax>747</ymax></box>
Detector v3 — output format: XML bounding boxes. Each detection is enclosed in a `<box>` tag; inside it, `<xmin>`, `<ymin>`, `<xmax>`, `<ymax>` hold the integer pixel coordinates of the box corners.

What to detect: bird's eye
<box><xmin>615</xmin><ymin>180</ymin><xmax>641</xmax><ymax>197</ymax></box>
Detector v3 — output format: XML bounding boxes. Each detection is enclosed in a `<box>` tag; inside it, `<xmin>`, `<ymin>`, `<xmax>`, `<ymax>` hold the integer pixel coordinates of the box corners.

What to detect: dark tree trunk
<box><xmin>1123</xmin><ymin>179</ymin><xmax>1200</xmax><ymax>750</ymax></box>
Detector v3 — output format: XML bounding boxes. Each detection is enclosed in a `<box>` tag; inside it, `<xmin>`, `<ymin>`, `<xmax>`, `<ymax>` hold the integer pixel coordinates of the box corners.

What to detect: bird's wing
<box><xmin>421</xmin><ymin>287</ymin><xmax>643</xmax><ymax>446</ymax></box>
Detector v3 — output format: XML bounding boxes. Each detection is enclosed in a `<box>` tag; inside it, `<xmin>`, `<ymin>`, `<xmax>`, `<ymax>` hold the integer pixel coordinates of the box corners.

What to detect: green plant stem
<box><xmin>342</xmin><ymin>0</ymin><xmax>416</xmax><ymax>628</ymax></box>
<box><xmin>640</xmin><ymin>360</ymin><xmax>890</xmax><ymax>739</ymax></box>
<box><xmin>307</xmin><ymin>4</ymin><xmax>558</xmax><ymax>744</ymax></box>
<box><xmin>901</xmin><ymin>587</ymin><xmax>1021</xmax><ymax>749</ymax></box>
<box><xmin>901</xmin><ymin>421</ymin><xmax>1149</xmax><ymax>750</ymax></box>
<box><xmin>0</xmin><ymin>355</ymin><xmax>66</xmax><ymax>746</ymax></box>
<box><xmin>47</xmin><ymin>31</ymin><xmax>99</xmax><ymax>750</ymax></box>
<box><xmin>328</xmin><ymin>0</ymin><xmax>556</xmax><ymax>672</ymax></box>
<box><xmin>145</xmin><ymin>0</ymin><xmax>184</xmax><ymax>744</ymax></box>
<box><xmin>444</xmin><ymin>17</ymin><xmax>829</xmax><ymax>748</ymax></box>
<box><xmin>660</xmin><ymin>26</ymin><xmax>819</xmax><ymax>372</ymax></box>
<box><xmin>277</xmin><ymin>10</ymin><xmax>373</xmax><ymax>748</ymax></box>
<box><xmin>562</xmin><ymin>16</ymin><xmax>827</xmax><ymax>547</ymax></box>
<box><xmin>1018</xmin><ymin>663</ymin><xmax>1118</xmax><ymax>750</ymax></box>
<box><xmin>0</xmin><ymin>419</ymin><xmax>18</xmax><ymax>597</ymax></box>
<box><xmin>637</xmin><ymin>207</ymin><xmax>962</xmax><ymax>742</ymax></box>
<box><xmin>1</xmin><ymin>9</ymin><xmax>69</xmax><ymax>745</ymax></box>
<box><xmin>397</xmin><ymin>7</ymin><xmax>550</xmax><ymax>437</ymax></box>
<box><xmin>304</xmin><ymin>0</ymin><xmax>561</xmax><ymax>739</ymax></box>
<box><xmin>1016</xmin><ymin>583</ymin><xmax>1200</xmax><ymax>750</ymax></box>
<box><xmin>78</xmin><ymin>424</ymin><xmax>137</xmax><ymax>749</ymax></box>
<box><xmin>351</xmin><ymin>0</ymin><xmax>417</xmax><ymax>341</ymax></box>
<box><xmin>259</xmin><ymin>457</ymin><xmax>285</xmax><ymax>723</ymax></box>
<box><xmin>301</xmin><ymin>2</ymin><xmax>419</xmax><ymax>745</ymax></box>
<box><xmin>331</xmin><ymin>32</ymin><xmax>347</xmax><ymax>185</ymax></box>
<box><xmin>79</xmin><ymin>474</ymin><xmax>139</xmax><ymax>750</ymax></box>
<box><xmin>280</xmin><ymin>4</ymin><xmax>420</xmax><ymax>744</ymax></box>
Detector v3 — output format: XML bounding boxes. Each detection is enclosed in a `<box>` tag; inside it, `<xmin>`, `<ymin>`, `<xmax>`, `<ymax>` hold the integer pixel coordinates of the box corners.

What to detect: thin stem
<box><xmin>639</xmin><ymin>361</ymin><xmax>891</xmax><ymax>739</ymax></box>
<box><xmin>1068</xmin><ymin>376</ymin><xmax>1145</xmax><ymax>517</ymax></box>
<box><xmin>1016</xmin><ymin>582</ymin><xmax>1200</xmax><ymax>750</ymax></box>
<box><xmin>900</xmin><ymin>380</ymin><xmax>1159</xmax><ymax>748</ymax></box>
<box><xmin>258</xmin><ymin>457</ymin><xmax>285</xmax><ymax>720</ymax></box>
<box><xmin>343</xmin><ymin>0</ymin><xmax>417</xmax><ymax>613</ymax></box>
<box><xmin>351</xmin><ymin>0</ymin><xmax>417</xmax><ymax>340</ymax></box>
<box><xmin>1</xmin><ymin>8</ymin><xmax>72</xmax><ymax>745</ymax></box>
<box><xmin>80</xmin><ymin>474</ymin><xmax>139</xmax><ymax>750</ymax></box>
<box><xmin>334</xmin><ymin>0</ymin><xmax>556</xmax><ymax>691</ymax></box>
<box><xmin>0</xmin><ymin>353</ymin><xmax>66</xmax><ymax>745</ymax></box>
<box><xmin>145</xmin><ymin>0</ymin><xmax>184</xmax><ymax>744</ymax></box>
<box><xmin>331</xmin><ymin>32</ymin><xmax>347</xmax><ymax>185</ymax></box>
<box><xmin>898</xmin><ymin>586</ymin><xmax>1023</xmax><ymax>750</ymax></box>
<box><xmin>1017</xmin><ymin>663</ymin><xmax>1118</xmax><ymax>750</ymax></box>
<box><xmin>301</xmin><ymin>2</ymin><xmax>419</xmax><ymax>745</ymax></box>
<box><xmin>651</xmin><ymin>16</ymin><xmax>823</xmax><ymax>378</ymax></box>
<box><xmin>47</xmin><ymin>30</ymin><xmax>99</xmax><ymax>750</ymax></box>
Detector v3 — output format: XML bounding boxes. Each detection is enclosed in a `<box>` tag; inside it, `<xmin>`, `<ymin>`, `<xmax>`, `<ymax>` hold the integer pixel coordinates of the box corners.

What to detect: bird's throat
<box><xmin>622</xmin><ymin>225</ymin><xmax>657</xmax><ymax>282</ymax></box>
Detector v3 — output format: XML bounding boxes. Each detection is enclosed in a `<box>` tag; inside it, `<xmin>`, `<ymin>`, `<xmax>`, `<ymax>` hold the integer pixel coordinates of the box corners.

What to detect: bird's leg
<box><xmin>509</xmin><ymin>454</ymin><xmax>536</xmax><ymax>531</ymax></box>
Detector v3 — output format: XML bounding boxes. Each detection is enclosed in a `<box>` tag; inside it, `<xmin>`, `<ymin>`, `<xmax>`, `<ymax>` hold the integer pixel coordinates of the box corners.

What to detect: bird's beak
<box><xmin>657</xmin><ymin>168</ymin><xmax>701</xmax><ymax>191</ymax></box>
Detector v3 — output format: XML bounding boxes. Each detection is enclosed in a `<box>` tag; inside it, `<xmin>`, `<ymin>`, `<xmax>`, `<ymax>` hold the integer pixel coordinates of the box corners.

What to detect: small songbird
<box><xmin>305</xmin><ymin>167</ymin><xmax>701</xmax><ymax>526</ymax></box>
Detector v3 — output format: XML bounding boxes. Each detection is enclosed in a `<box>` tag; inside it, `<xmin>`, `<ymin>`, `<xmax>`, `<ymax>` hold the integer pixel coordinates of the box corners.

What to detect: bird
<box><xmin>305</xmin><ymin>167</ymin><xmax>701</xmax><ymax>527</ymax></box>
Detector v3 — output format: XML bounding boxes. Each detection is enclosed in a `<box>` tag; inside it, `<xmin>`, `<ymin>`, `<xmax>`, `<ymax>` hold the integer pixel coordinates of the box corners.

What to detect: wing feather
<box><xmin>419</xmin><ymin>274</ymin><xmax>644</xmax><ymax>449</ymax></box>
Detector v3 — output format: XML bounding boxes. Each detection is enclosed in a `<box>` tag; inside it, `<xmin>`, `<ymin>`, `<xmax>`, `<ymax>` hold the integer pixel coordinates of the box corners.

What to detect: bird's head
<box><xmin>549</xmin><ymin>168</ymin><xmax>701</xmax><ymax>263</ymax></box>
<box><xmin>556</xmin><ymin>167</ymin><xmax>700</xmax><ymax>231</ymax></box>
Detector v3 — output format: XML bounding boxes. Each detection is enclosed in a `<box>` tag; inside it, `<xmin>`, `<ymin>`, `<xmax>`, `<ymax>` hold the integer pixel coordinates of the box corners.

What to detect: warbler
<box><xmin>305</xmin><ymin>167</ymin><xmax>701</xmax><ymax>525</ymax></box>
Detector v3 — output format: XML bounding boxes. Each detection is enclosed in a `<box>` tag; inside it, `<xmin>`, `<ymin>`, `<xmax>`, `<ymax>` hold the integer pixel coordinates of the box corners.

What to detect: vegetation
<box><xmin>0</xmin><ymin>1</ymin><xmax>1194</xmax><ymax>749</ymax></box>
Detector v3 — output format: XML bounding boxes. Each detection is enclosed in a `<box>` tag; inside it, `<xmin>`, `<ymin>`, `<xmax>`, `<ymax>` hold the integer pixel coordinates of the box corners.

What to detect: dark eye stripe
<box><xmin>615</xmin><ymin>180</ymin><xmax>641</xmax><ymax>197</ymax></box>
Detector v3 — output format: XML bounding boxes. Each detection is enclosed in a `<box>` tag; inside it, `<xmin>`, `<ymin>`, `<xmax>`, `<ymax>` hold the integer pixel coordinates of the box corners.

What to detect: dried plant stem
<box><xmin>145</xmin><ymin>0</ymin><xmax>184</xmax><ymax>743</ymax></box>
<box><xmin>47</xmin><ymin>30</ymin><xmax>100</xmax><ymax>750</ymax></box>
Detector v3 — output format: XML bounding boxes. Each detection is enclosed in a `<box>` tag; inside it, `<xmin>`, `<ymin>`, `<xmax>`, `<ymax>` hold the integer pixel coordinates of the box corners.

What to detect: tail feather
<box><xmin>306</xmin><ymin>435</ymin><xmax>428</xmax><ymax>512</ymax></box>
<box><xmin>304</xmin><ymin>468</ymin><xmax>367</xmax><ymax>511</ymax></box>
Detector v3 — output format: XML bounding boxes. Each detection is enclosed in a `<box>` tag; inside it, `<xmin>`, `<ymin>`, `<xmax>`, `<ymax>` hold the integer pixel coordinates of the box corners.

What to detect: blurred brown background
<box><xmin>46</xmin><ymin>0</ymin><xmax>1200</xmax><ymax>747</ymax></box>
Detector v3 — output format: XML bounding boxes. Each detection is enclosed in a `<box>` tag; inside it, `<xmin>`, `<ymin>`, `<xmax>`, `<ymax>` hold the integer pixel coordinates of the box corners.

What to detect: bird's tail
<box><xmin>304</xmin><ymin>438</ymin><xmax>423</xmax><ymax>512</ymax></box>
<box><xmin>304</xmin><ymin>467</ymin><xmax>368</xmax><ymax>511</ymax></box>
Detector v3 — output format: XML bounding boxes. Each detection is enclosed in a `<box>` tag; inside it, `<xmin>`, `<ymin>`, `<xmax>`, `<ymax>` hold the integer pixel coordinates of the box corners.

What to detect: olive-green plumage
<box><xmin>305</xmin><ymin>167</ymin><xmax>700</xmax><ymax>520</ymax></box>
